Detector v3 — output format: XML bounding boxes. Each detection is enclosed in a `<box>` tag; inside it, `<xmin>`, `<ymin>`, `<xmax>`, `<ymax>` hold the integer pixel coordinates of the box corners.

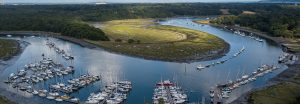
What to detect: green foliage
<box><xmin>0</xmin><ymin>39</ymin><xmax>19</xmax><ymax>60</ymax></box>
<box><xmin>158</xmin><ymin>98</ymin><xmax>164</xmax><ymax>104</ymax></box>
<box><xmin>0</xmin><ymin>3</ymin><xmax>298</xmax><ymax>39</ymax></box>
<box><xmin>88</xmin><ymin>20</ymin><xmax>228</xmax><ymax>62</ymax></box>
<box><xmin>0</xmin><ymin>4</ymin><xmax>223</xmax><ymax>21</ymax></box>
<box><xmin>115</xmin><ymin>39</ymin><xmax>122</xmax><ymax>42</ymax></box>
<box><xmin>61</xmin><ymin>22</ymin><xmax>109</xmax><ymax>40</ymax></box>
<box><xmin>0</xmin><ymin>3</ymin><xmax>224</xmax><ymax>41</ymax></box>
<box><xmin>249</xmin><ymin>82</ymin><xmax>300</xmax><ymax>104</ymax></box>
<box><xmin>126</xmin><ymin>39</ymin><xmax>141</xmax><ymax>44</ymax></box>
<box><xmin>210</xmin><ymin>15</ymin><xmax>238</xmax><ymax>25</ymax></box>
<box><xmin>212</xmin><ymin>5</ymin><xmax>300</xmax><ymax>38</ymax></box>
<box><xmin>127</xmin><ymin>39</ymin><xmax>135</xmax><ymax>44</ymax></box>
<box><xmin>0</xmin><ymin>15</ymin><xmax>109</xmax><ymax>41</ymax></box>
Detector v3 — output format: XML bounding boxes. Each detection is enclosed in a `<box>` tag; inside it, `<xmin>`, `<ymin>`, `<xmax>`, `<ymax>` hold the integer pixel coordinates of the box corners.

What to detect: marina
<box><xmin>46</xmin><ymin>40</ymin><xmax>75</xmax><ymax>61</ymax></box>
<box><xmin>197</xmin><ymin>46</ymin><xmax>245</xmax><ymax>70</ymax></box>
<box><xmin>50</xmin><ymin>74</ymin><xmax>101</xmax><ymax>94</ymax></box>
<box><xmin>211</xmin><ymin>64</ymin><xmax>280</xmax><ymax>103</ymax></box>
<box><xmin>233</xmin><ymin>30</ymin><xmax>264</xmax><ymax>42</ymax></box>
<box><xmin>278</xmin><ymin>52</ymin><xmax>298</xmax><ymax>65</ymax></box>
<box><xmin>86</xmin><ymin>81</ymin><xmax>132</xmax><ymax>104</ymax></box>
<box><xmin>3</xmin><ymin>55</ymin><xmax>102</xmax><ymax>103</ymax></box>
<box><xmin>5</xmin><ymin>57</ymin><xmax>75</xmax><ymax>85</ymax></box>
<box><xmin>152</xmin><ymin>80</ymin><xmax>188</xmax><ymax>104</ymax></box>
<box><xmin>0</xmin><ymin>18</ymin><xmax>287</xmax><ymax>104</ymax></box>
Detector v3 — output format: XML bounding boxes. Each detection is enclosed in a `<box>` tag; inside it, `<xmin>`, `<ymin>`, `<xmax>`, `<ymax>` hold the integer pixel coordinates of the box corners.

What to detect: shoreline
<box><xmin>230</xmin><ymin>54</ymin><xmax>300</xmax><ymax>104</ymax></box>
<box><xmin>88</xmin><ymin>39</ymin><xmax>230</xmax><ymax>63</ymax></box>
<box><xmin>0</xmin><ymin>31</ymin><xmax>230</xmax><ymax>63</ymax></box>
<box><xmin>0</xmin><ymin>30</ymin><xmax>230</xmax><ymax>103</ymax></box>
<box><xmin>207</xmin><ymin>24</ymin><xmax>299</xmax><ymax>53</ymax></box>
<box><xmin>199</xmin><ymin>24</ymin><xmax>300</xmax><ymax>104</ymax></box>
<box><xmin>0</xmin><ymin>39</ymin><xmax>37</xmax><ymax>104</ymax></box>
<box><xmin>0</xmin><ymin>31</ymin><xmax>97</xmax><ymax>49</ymax></box>
<box><xmin>0</xmin><ymin>22</ymin><xmax>294</xmax><ymax>103</ymax></box>
<box><xmin>0</xmin><ymin>39</ymin><xmax>21</xmax><ymax>61</ymax></box>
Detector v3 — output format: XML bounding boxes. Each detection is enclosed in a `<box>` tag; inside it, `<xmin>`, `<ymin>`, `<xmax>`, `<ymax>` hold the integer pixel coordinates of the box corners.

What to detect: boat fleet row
<box><xmin>32</xmin><ymin>89</ymin><xmax>81</xmax><ymax>103</ymax></box>
<box><xmin>197</xmin><ymin>46</ymin><xmax>245</xmax><ymax>70</ymax></box>
<box><xmin>3</xmin><ymin>57</ymin><xmax>89</xmax><ymax>103</ymax></box>
<box><xmin>86</xmin><ymin>81</ymin><xmax>132</xmax><ymax>104</ymax></box>
<box><xmin>5</xmin><ymin>57</ymin><xmax>189</xmax><ymax>104</ymax></box>
<box><xmin>46</xmin><ymin>40</ymin><xmax>74</xmax><ymax>61</ymax></box>
<box><xmin>3</xmin><ymin>37</ymin><xmax>107</xmax><ymax>104</ymax></box>
<box><xmin>278</xmin><ymin>52</ymin><xmax>298</xmax><ymax>65</ymax></box>
<box><xmin>233</xmin><ymin>30</ymin><xmax>263</xmax><ymax>42</ymax></box>
<box><xmin>50</xmin><ymin>75</ymin><xmax>101</xmax><ymax>94</ymax></box>
<box><xmin>210</xmin><ymin>64</ymin><xmax>279</xmax><ymax>102</ymax></box>
<box><xmin>5</xmin><ymin>58</ymin><xmax>74</xmax><ymax>85</ymax></box>
<box><xmin>153</xmin><ymin>80</ymin><xmax>188</xmax><ymax>104</ymax></box>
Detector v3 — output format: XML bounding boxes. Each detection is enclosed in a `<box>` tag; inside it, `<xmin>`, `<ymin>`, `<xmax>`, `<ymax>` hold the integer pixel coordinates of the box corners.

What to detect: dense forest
<box><xmin>211</xmin><ymin>5</ymin><xmax>300</xmax><ymax>38</ymax></box>
<box><xmin>0</xmin><ymin>3</ymin><xmax>224</xmax><ymax>40</ymax></box>
<box><xmin>0</xmin><ymin>16</ymin><xmax>108</xmax><ymax>40</ymax></box>
<box><xmin>0</xmin><ymin>3</ymin><xmax>298</xmax><ymax>40</ymax></box>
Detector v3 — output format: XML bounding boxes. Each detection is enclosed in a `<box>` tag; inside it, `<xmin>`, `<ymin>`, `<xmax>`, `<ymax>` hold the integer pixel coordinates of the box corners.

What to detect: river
<box><xmin>0</xmin><ymin>18</ymin><xmax>286</xmax><ymax>104</ymax></box>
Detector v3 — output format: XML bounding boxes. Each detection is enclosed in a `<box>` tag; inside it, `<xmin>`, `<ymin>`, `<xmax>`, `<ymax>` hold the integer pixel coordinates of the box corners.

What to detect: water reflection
<box><xmin>0</xmin><ymin>18</ymin><xmax>286</xmax><ymax>104</ymax></box>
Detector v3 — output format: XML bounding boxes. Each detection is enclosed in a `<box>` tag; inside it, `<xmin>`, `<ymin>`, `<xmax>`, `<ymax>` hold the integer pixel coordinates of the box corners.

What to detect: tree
<box><xmin>128</xmin><ymin>39</ymin><xmax>135</xmax><ymax>44</ymax></box>
<box><xmin>158</xmin><ymin>98</ymin><xmax>164</xmax><ymax>104</ymax></box>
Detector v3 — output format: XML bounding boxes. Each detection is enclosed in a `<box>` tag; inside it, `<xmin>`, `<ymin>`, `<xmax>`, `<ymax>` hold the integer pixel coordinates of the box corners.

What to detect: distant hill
<box><xmin>261</xmin><ymin>0</ymin><xmax>300</xmax><ymax>3</ymax></box>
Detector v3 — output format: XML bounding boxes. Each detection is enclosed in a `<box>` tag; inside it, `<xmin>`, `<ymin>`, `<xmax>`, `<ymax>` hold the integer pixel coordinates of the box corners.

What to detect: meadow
<box><xmin>88</xmin><ymin>19</ymin><xmax>228</xmax><ymax>62</ymax></box>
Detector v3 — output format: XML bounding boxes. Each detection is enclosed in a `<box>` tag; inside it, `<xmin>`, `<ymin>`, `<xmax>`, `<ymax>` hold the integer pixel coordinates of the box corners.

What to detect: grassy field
<box><xmin>248</xmin><ymin>64</ymin><xmax>300</xmax><ymax>104</ymax></box>
<box><xmin>100</xmin><ymin>19</ymin><xmax>186</xmax><ymax>43</ymax></box>
<box><xmin>282</xmin><ymin>38</ymin><xmax>300</xmax><ymax>52</ymax></box>
<box><xmin>248</xmin><ymin>82</ymin><xmax>300</xmax><ymax>104</ymax></box>
<box><xmin>0</xmin><ymin>39</ymin><xmax>19</xmax><ymax>60</ymax></box>
<box><xmin>194</xmin><ymin>20</ymin><xmax>210</xmax><ymax>24</ymax></box>
<box><xmin>88</xmin><ymin>19</ymin><xmax>228</xmax><ymax>62</ymax></box>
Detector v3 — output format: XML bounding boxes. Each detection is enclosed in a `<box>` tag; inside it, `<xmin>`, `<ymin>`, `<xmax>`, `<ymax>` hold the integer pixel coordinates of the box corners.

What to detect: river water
<box><xmin>0</xmin><ymin>18</ymin><xmax>286</xmax><ymax>104</ymax></box>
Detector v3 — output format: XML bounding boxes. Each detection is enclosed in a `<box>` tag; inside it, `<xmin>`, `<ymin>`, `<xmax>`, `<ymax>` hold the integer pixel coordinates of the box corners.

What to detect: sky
<box><xmin>4</xmin><ymin>0</ymin><xmax>261</xmax><ymax>4</ymax></box>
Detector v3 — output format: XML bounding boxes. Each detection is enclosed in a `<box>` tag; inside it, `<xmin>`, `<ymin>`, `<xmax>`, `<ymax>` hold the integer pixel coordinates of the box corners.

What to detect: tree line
<box><xmin>211</xmin><ymin>5</ymin><xmax>300</xmax><ymax>38</ymax></box>
<box><xmin>0</xmin><ymin>3</ymin><xmax>298</xmax><ymax>40</ymax></box>
<box><xmin>0</xmin><ymin>13</ymin><xmax>109</xmax><ymax>41</ymax></box>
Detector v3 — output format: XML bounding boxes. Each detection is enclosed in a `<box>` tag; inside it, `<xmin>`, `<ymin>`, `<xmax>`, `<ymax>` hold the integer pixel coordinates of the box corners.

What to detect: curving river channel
<box><xmin>0</xmin><ymin>17</ymin><xmax>286</xmax><ymax>104</ymax></box>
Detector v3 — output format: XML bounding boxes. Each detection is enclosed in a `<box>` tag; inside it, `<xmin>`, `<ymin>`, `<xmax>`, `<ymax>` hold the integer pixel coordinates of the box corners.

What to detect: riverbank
<box><xmin>0</xmin><ymin>31</ymin><xmax>97</xmax><ymax>49</ymax></box>
<box><xmin>0</xmin><ymin>39</ymin><xmax>20</xmax><ymax>61</ymax></box>
<box><xmin>224</xmin><ymin>25</ymin><xmax>300</xmax><ymax>103</ymax></box>
<box><xmin>194</xmin><ymin>21</ymin><xmax>300</xmax><ymax>104</ymax></box>
<box><xmin>0</xmin><ymin>39</ymin><xmax>30</xmax><ymax>104</ymax></box>
<box><xmin>88</xmin><ymin>19</ymin><xmax>230</xmax><ymax>63</ymax></box>
<box><xmin>230</xmin><ymin>53</ymin><xmax>300</xmax><ymax>104</ymax></box>
<box><xmin>221</xmin><ymin>26</ymin><xmax>300</xmax><ymax>104</ymax></box>
<box><xmin>206</xmin><ymin>24</ymin><xmax>300</xmax><ymax>53</ymax></box>
<box><xmin>1</xmin><ymin>29</ymin><xmax>229</xmax><ymax>63</ymax></box>
<box><xmin>254</xmin><ymin>55</ymin><xmax>300</xmax><ymax>104</ymax></box>
<box><xmin>193</xmin><ymin>19</ymin><xmax>210</xmax><ymax>24</ymax></box>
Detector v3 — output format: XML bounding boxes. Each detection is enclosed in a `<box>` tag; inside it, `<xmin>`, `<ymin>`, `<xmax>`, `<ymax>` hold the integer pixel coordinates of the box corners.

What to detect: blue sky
<box><xmin>5</xmin><ymin>0</ymin><xmax>261</xmax><ymax>4</ymax></box>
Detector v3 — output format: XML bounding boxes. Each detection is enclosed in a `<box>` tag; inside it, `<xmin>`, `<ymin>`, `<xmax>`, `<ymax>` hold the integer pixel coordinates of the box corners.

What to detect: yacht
<box><xmin>197</xmin><ymin>65</ymin><xmax>205</xmax><ymax>70</ymax></box>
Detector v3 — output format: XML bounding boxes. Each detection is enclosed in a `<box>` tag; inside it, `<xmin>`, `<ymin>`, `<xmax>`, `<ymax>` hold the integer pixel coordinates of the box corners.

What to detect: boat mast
<box><xmin>184</xmin><ymin>63</ymin><xmax>187</xmax><ymax>73</ymax></box>
<box><xmin>226</xmin><ymin>69</ymin><xmax>231</xmax><ymax>82</ymax></box>
<box><xmin>235</xmin><ymin>69</ymin><xmax>240</xmax><ymax>80</ymax></box>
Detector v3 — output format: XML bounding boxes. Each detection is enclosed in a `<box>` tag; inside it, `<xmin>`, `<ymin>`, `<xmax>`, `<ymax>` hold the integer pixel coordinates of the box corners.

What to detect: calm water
<box><xmin>0</xmin><ymin>18</ymin><xmax>286</xmax><ymax>104</ymax></box>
